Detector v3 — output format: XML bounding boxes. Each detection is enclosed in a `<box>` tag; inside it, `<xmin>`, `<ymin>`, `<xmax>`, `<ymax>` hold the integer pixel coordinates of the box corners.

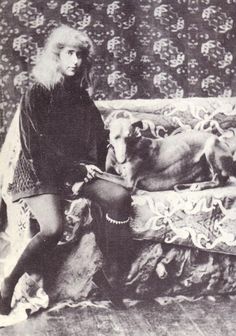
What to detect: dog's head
<box><xmin>108</xmin><ymin>118</ymin><xmax>143</xmax><ymax>164</ymax></box>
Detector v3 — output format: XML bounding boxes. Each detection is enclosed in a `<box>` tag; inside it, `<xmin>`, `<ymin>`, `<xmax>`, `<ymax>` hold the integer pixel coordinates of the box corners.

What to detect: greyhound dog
<box><xmin>95</xmin><ymin>118</ymin><xmax>236</xmax><ymax>192</ymax></box>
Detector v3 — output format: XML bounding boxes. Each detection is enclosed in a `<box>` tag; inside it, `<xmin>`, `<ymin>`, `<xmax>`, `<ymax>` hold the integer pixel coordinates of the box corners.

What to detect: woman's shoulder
<box><xmin>21</xmin><ymin>82</ymin><xmax>51</xmax><ymax>112</ymax></box>
<box><xmin>24</xmin><ymin>82</ymin><xmax>51</xmax><ymax>103</ymax></box>
<box><xmin>27</xmin><ymin>82</ymin><xmax>50</xmax><ymax>96</ymax></box>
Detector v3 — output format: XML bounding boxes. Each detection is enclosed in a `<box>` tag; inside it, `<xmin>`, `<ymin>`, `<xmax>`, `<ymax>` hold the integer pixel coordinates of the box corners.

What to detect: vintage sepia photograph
<box><xmin>0</xmin><ymin>0</ymin><xmax>236</xmax><ymax>334</ymax></box>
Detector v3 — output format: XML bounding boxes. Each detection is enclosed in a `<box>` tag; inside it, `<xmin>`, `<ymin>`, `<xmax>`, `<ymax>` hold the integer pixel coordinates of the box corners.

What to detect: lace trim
<box><xmin>106</xmin><ymin>213</ymin><xmax>130</xmax><ymax>225</ymax></box>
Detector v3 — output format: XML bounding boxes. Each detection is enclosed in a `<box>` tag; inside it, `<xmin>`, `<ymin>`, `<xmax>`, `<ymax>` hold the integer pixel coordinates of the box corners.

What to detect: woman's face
<box><xmin>59</xmin><ymin>47</ymin><xmax>82</xmax><ymax>77</ymax></box>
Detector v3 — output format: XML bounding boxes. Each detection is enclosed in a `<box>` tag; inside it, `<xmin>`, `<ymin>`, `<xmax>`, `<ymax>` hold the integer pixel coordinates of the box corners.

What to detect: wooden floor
<box><xmin>1</xmin><ymin>297</ymin><xmax>236</xmax><ymax>336</ymax></box>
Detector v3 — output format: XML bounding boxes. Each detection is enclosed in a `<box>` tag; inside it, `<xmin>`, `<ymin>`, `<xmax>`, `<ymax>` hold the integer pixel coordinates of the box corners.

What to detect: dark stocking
<box><xmin>0</xmin><ymin>232</ymin><xmax>58</xmax><ymax>315</ymax></box>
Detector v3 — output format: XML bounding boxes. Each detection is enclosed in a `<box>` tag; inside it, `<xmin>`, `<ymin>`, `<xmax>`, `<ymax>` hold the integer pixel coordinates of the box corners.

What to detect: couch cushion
<box><xmin>131</xmin><ymin>177</ymin><xmax>236</xmax><ymax>255</ymax></box>
<box><xmin>96</xmin><ymin>97</ymin><xmax>236</xmax><ymax>137</ymax></box>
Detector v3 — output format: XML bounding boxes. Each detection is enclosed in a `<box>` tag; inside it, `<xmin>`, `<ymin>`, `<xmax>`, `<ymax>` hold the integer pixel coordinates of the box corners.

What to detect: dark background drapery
<box><xmin>0</xmin><ymin>0</ymin><xmax>236</xmax><ymax>146</ymax></box>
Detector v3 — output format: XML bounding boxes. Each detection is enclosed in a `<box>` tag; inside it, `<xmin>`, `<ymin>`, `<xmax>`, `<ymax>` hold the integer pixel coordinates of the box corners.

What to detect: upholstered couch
<box><xmin>1</xmin><ymin>97</ymin><xmax>236</xmax><ymax>325</ymax></box>
<box><xmin>98</xmin><ymin>98</ymin><xmax>236</xmax><ymax>255</ymax></box>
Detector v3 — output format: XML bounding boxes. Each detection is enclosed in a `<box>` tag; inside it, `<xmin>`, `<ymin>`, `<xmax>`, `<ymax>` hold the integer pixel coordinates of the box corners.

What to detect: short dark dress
<box><xmin>8</xmin><ymin>79</ymin><xmax>107</xmax><ymax>202</ymax></box>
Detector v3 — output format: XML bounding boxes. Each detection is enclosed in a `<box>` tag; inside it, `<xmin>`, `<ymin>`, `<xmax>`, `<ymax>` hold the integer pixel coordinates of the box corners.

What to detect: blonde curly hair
<box><xmin>32</xmin><ymin>25</ymin><xmax>94</xmax><ymax>89</ymax></box>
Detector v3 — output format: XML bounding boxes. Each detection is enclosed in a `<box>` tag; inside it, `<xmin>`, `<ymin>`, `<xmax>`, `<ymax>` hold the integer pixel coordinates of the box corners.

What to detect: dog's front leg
<box><xmin>95</xmin><ymin>171</ymin><xmax>134</xmax><ymax>190</ymax></box>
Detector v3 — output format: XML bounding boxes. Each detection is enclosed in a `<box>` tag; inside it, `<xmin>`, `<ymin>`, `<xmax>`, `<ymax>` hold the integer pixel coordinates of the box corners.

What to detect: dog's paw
<box><xmin>72</xmin><ymin>181</ymin><xmax>84</xmax><ymax>195</ymax></box>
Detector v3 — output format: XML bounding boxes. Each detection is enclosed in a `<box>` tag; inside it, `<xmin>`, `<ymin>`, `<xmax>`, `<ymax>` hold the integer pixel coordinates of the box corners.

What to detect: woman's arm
<box><xmin>19</xmin><ymin>83</ymin><xmax>50</xmax><ymax>172</ymax></box>
<box><xmin>83</xmin><ymin>91</ymin><xmax>109</xmax><ymax>170</ymax></box>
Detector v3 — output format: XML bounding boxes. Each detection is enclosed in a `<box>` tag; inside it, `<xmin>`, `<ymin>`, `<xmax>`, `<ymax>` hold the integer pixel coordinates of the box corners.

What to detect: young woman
<box><xmin>0</xmin><ymin>25</ymin><xmax>132</xmax><ymax>315</ymax></box>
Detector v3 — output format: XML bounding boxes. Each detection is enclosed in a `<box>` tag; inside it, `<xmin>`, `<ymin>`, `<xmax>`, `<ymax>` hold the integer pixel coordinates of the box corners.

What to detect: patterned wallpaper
<box><xmin>0</xmin><ymin>0</ymin><xmax>236</xmax><ymax>145</ymax></box>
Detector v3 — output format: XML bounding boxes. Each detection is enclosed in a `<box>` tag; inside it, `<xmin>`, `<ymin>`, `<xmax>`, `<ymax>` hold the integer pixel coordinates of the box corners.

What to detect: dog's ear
<box><xmin>131</xmin><ymin>120</ymin><xmax>143</xmax><ymax>137</ymax></box>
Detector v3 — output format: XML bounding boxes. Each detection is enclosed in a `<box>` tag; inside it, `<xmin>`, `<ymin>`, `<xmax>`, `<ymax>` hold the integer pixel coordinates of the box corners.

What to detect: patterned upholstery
<box><xmin>132</xmin><ymin>184</ymin><xmax>236</xmax><ymax>254</ymax></box>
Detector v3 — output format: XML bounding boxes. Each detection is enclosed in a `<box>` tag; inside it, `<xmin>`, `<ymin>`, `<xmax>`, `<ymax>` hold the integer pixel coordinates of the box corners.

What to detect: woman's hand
<box><xmin>71</xmin><ymin>164</ymin><xmax>103</xmax><ymax>195</ymax></box>
<box><xmin>83</xmin><ymin>164</ymin><xmax>103</xmax><ymax>183</ymax></box>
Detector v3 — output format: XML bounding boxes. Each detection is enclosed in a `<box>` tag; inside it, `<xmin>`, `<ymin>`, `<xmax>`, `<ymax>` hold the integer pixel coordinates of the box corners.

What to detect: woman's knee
<box><xmin>82</xmin><ymin>180</ymin><xmax>132</xmax><ymax>218</ymax></box>
<box><xmin>24</xmin><ymin>194</ymin><xmax>64</xmax><ymax>241</ymax></box>
<box><xmin>40</xmin><ymin>218</ymin><xmax>64</xmax><ymax>242</ymax></box>
<box><xmin>108</xmin><ymin>186</ymin><xmax>132</xmax><ymax>217</ymax></box>
<box><xmin>111</xmin><ymin>186</ymin><xmax>131</xmax><ymax>208</ymax></box>
<box><xmin>39</xmin><ymin>205</ymin><xmax>64</xmax><ymax>240</ymax></box>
